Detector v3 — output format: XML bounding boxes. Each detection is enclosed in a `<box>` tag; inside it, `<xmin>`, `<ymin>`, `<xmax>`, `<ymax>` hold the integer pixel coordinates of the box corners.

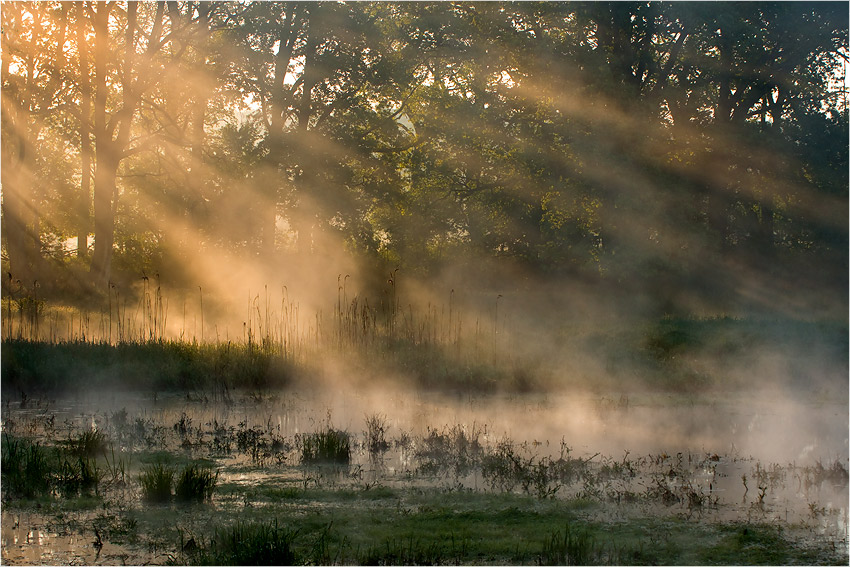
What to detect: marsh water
<box><xmin>2</xmin><ymin>387</ymin><xmax>848</xmax><ymax>564</ymax></box>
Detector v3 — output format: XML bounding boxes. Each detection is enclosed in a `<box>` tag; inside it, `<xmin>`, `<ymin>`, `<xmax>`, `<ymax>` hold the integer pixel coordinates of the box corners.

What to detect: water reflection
<box><xmin>2</xmin><ymin>387</ymin><xmax>847</xmax><ymax>564</ymax></box>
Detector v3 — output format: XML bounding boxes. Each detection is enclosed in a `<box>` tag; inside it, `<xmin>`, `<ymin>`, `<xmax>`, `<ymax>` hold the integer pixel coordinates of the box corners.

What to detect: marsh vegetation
<box><xmin>1</xmin><ymin>371</ymin><xmax>847</xmax><ymax>565</ymax></box>
<box><xmin>2</xmin><ymin>269</ymin><xmax>849</xmax><ymax>565</ymax></box>
<box><xmin>2</xmin><ymin>273</ymin><xmax>847</xmax><ymax>565</ymax></box>
<box><xmin>2</xmin><ymin>1</ymin><xmax>848</xmax><ymax>564</ymax></box>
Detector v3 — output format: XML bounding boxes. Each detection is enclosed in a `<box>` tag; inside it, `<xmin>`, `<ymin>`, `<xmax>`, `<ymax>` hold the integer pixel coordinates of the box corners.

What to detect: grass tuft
<box><xmin>139</xmin><ymin>462</ymin><xmax>175</xmax><ymax>502</ymax></box>
<box><xmin>194</xmin><ymin>520</ymin><xmax>298</xmax><ymax>565</ymax></box>
<box><xmin>301</xmin><ymin>427</ymin><xmax>351</xmax><ymax>464</ymax></box>
<box><xmin>69</xmin><ymin>429</ymin><xmax>108</xmax><ymax>458</ymax></box>
<box><xmin>1</xmin><ymin>434</ymin><xmax>51</xmax><ymax>499</ymax></box>
<box><xmin>58</xmin><ymin>455</ymin><xmax>100</xmax><ymax>497</ymax></box>
<box><xmin>540</xmin><ymin>522</ymin><xmax>599</xmax><ymax>566</ymax></box>
<box><xmin>365</xmin><ymin>413</ymin><xmax>390</xmax><ymax>454</ymax></box>
<box><xmin>357</xmin><ymin>533</ymin><xmax>468</xmax><ymax>565</ymax></box>
<box><xmin>175</xmin><ymin>463</ymin><xmax>218</xmax><ymax>502</ymax></box>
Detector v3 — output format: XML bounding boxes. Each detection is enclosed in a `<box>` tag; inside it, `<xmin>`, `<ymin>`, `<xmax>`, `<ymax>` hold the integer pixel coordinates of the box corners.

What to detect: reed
<box><xmin>364</xmin><ymin>413</ymin><xmax>390</xmax><ymax>454</ymax></box>
<box><xmin>193</xmin><ymin>520</ymin><xmax>298</xmax><ymax>565</ymax></box>
<box><xmin>9</xmin><ymin>275</ymin><xmax>833</xmax><ymax>396</ymax></box>
<box><xmin>175</xmin><ymin>463</ymin><xmax>218</xmax><ymax>502</ymax></box>
<box><xmin>1</xmin><ymin>434</ymin><xmax>51</xmax><ymax>498</ymax></box>
<box><xmin>58</xmin><ymin>455</ymin><xmax>100</xmax><ymax>497</ymax></box>
<box><xmin>540</xmin><ymin>522</ymin><xmax>599</xmax><ymax>566</ymax></box>
<box><xmin>139</xmin><ymin>462</ymin><xmax>175</xmax><ymax>502</ymax></box>
<box><xmin>68</xmin><ymin>429</ymin><xmax>108</xmax><ymax>458</ymax></box>
<box><xmin>300</xmin><ymin>427</ymin><xmax>351</xmax><ymax>465</ymax></box>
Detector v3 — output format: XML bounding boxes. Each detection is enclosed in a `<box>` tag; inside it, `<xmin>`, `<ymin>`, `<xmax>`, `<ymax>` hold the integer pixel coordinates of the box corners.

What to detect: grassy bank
<box><xmin>2</xmin><ymin>315</ymin><xmax>846</xmax><ymax>396</ymax></box>
<box><xmin>1</xmin><ymin>340</ymin><xmax>296</xmax><ymax>397</ymax></box>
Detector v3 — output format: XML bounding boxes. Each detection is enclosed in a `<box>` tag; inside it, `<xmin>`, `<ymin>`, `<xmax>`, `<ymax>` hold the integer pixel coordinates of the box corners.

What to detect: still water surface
<box><xmin>2</xmin><ymin>387</ymin><xmax>847</xmax><ymax>564</ymax></box>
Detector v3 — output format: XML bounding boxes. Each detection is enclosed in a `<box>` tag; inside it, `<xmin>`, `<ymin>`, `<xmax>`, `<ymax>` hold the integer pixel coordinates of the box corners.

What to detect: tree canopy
<box><xmin>2</xmin><ymin>1</ymin><xmax>847</xmax><ymax>318</ymax></box>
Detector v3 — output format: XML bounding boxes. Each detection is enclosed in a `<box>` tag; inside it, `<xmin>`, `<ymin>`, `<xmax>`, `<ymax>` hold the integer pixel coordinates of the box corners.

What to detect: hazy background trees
<box><xmin>2</xmin><ymin>1</ymin><xmax>847</xmax><ymax>321</ymax></box>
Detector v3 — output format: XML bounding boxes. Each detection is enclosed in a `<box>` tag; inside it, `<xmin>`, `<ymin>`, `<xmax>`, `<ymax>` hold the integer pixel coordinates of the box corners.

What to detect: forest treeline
<box><xmin>2</xmin><ymin>1</ymin><xmax>847</xmax><ymax>317</ymax></box>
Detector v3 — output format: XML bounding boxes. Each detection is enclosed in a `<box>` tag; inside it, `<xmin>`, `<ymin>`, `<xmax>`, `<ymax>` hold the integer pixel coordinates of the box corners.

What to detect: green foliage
<box><xmin>139</xmin><ymin>462</ymin><xmax>175</xmax><ymax>503</ymax></box>
<box><xmin>2</xmin><ymin>1</ymin><xmax>846</xmax><ymax>320</ymax></box>
<box><xmin>1</xmin><ymin>434</ymin><xmax>51</xmax><ymax>499</ymax></box>
<box><xmin>193</xmin><ymin>520</ymin><xmax>299</xmax><ymax>566</ymax></box>
<box><xmin>540</xmin><ymin>522</ymin><xmax>599</xmax><ymax>566</ymax></box>
<box><xmin>175</xmin><ymin>464</ymin><xmax>218</xmax><ymax>502</ymax></box>
<box><xmin>300</xmin><ymin>427</ymin><xmax>351</xmax><ymax>465</ymax></box>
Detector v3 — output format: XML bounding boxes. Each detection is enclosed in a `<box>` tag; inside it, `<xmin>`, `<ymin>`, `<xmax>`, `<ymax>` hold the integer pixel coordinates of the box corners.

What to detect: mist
<box><xmin>2</xmin><ymin>2</ymin><xmax>848</xmax><ymax>565</ymax></box>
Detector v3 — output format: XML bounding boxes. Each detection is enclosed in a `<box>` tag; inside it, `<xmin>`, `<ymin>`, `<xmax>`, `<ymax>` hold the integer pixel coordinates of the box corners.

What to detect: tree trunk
<box><xmin>293</xmin><ymin>6</ymin><xmax>322</xmax><ymax>255</ymax></box>
<box><xmin>88</xmin><ymin>1</ymin><xmax>113</xmax><ymax>288</ymax></box>
<box><xmin>183</xmin><ymin>95</ymin><xmax>206</xmax><ymax>257</ymax></box>
<box><xmin>89</xmin><ymin>153</ymin><xmax>119</xmax><ymax>287</ymax></box>
<box><xmin>1</xmin><ymin>159</ymin><xmax>42</xmax><ymax>283</ymax></box>
<box><xmin>1</xmin><ymin>3</ymin><xmax>45</xmax><ymax>282</ymax></box>
<box><xmin>754</xmin><ymin>201</ymin><xmax>775</xmax><ymax>253</ymax></box>
<box><xmin>260</xmin><ymin>6</ymin><xmax>304</xmax><ymax>257</ymax></box>
<box><xmin>76</xmin><ymin>2</ymin><xmax>92</xmax><ymax>259</ymax></box>
<box><xmin>88</xmin><ymin>1</ymin><xmax>142</xmax><ymax>288</ymax></box>
<box><xmin>716</xmin><ymin>24</ymin><xmax>734</xmax><ymax>123</ymax></box>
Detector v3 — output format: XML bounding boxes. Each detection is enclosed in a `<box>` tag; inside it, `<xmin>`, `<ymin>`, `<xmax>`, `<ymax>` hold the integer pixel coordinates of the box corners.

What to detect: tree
<box><xmin>1</xmin><ymin>2</ymin><xmax>69</xmax><ymax>283</ymax></box>
<box><xmin>1</xmin><ymin>1</ymin><xmax>845</xmax><ymax>317</ymax></box>
<box><xmin>224</xmin><ymin>1</ymin><xmax>419</xmax><ymax>261</ymax></box>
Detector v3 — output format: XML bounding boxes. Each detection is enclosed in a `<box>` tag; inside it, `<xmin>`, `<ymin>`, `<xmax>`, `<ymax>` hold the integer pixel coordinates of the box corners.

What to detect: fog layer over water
<box><xmin>3</xmin><ymin>383</ymin><xmax>848</xmax><ymax>565</ymax></box>
<box><xmin>30</xmin><ymin>385</ymin><xmax>843</xmax><ymax>466</ymax></box>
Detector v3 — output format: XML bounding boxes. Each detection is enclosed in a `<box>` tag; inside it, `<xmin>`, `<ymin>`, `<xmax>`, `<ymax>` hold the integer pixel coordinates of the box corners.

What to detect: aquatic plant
<box><xmin>193</xmin><ymin>520</ymin><xmax>299</xmax><ymax>565</ymax></box>
<box><xmin>139</xmin><ymin>462</ymin><xmax>175</xmax><ymax>502</ymax></box>
<box><xmin>301</xmin><ymin>427</ymin><xmax>351</xmax><ymax>464</ymax></box>
<box><xmin>102</xmin><ymin>446</ymin><xmax>128</xmax><ymax>488</ymax></box>
<box><xmin>481</xmin><ymin>438</ymin><xmax>528</xmax><ymax>492</ymax></box>
<box><xmin>1</xmin><ymin>434</ymin><xmax>51</xmax><ymax>498</ymax></box>
<box><xmin>810</xmin><ymin>459</ymin><xmax>849</xmax><ymax>487</ymax></box>
<box><xmin>364</xmin><ymin>413</ymin><xmax>390</xmax><ymax>454</ymax></box>
<box><xmin>69</xmin><ymin>428</ymin><xmax>108</xmax><ymax>458</ymax></box>
<box><xmin>58</xmin><ymin>455</ymin><xmax>100</xmax><ymax>497</ymax></box>
<box><xmin>540</xmin><ymin>522</ymin><xmax>599</xmax><ymax>566</ymax></box>
<box><xmin>236</xmin><ymin>424</ymin><xmax>266</xmax><ymax>463</ymax></box>
<box><xmin>175</xmin><ymin>463</ymin><xmax>218</xmax><ymax>502</ymax></box>
<box><xmin>416</xmin><ymin>423</ymin><xmax>484</xmax><ymax>476</ymax></box>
